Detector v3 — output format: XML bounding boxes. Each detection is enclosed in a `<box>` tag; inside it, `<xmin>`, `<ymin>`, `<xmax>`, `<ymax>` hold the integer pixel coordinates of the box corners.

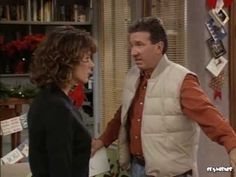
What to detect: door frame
<box><xmin>229</xmin><ymin>1</ymin><xmax>236</xmax><ymax>131</ymax></box>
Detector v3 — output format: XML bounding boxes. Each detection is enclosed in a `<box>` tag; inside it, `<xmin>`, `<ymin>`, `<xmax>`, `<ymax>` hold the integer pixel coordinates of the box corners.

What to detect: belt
<box><xmin>146</xmin><ymin>170</ymin><xmax>192</xmax><ymax>177</ymax></box>
<box><xmin>132</xmin><ymin>155</ymin><xmax>145</xmax><ymax>166</ymax></box>
<box><xmin>174</xmin><ymin>170</ymin><xmax>192</xmax><ymax>177</ymax></box>
<box><xmin>132</xmin><ymin>156</ymin><xmax>192</xmax><ymax>177</ymax></box>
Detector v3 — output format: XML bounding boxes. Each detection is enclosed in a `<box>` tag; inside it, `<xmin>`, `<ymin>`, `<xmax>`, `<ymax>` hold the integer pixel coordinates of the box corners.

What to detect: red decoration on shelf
<box><xmin>2</xmin><ymin>34</ymin><xmax>45</xmax><ymax>58</ymax></box>
<box><xmin>0</xmin><ymin>34</ymin><xmax>45</xmax><ymax>73</ymax></box>
<box><xmin>68</xmin><ymin>83</ymin><xmax>85</xmax><ymax>108</ymax></box>
<box><xmin>14</xmin><ymin>58</ymin><xmax>26</xmax><ymax>74</ymax></box>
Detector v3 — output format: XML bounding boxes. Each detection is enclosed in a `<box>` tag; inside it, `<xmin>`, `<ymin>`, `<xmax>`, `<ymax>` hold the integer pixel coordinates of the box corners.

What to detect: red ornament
<box><xmin>214</xmin><ymin>89</ymin><xmax>222</xmax><ymax>100</ymax></box>
<box><xmin>207</xmin><ymin>0</ymin><xmax>217</xmax><ymax>8</ymax></box>
<box><xmin>68</xmin><ymin>83</ymin><xmax>85</xmax><ymax>108</ymax></box>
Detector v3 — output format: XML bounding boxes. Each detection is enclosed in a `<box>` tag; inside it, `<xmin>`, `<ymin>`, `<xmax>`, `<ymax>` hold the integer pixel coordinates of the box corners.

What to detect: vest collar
<box><xmin>150</xmin><ymin>54</ymin><xmax>171</xmax><ymax>79</ymax></box>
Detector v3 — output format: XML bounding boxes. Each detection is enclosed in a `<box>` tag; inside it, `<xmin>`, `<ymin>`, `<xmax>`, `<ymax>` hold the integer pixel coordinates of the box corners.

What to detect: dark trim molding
<box><xmin>142</xmin><ymin>0</ymin><xmax>152</xmax><ymax>17</ymax></box>
<box><xmin>229</xmin><ymin>1</ymin><xmax>236</xmax><ymax>131</ymax></box>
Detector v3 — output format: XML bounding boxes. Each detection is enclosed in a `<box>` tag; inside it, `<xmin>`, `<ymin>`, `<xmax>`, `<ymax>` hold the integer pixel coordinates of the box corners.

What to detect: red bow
<box><xmin>207</xmin><ymin>0</ymin><xmax>233</xmax><ymax>8</ymax></box>
<box><xmin>68</xmin><ymin>83</ymin><xmax>85</xmax><ymax>108</ymax></box>
<box><xmin>213</xmin><ymin>90</ymin><xmax>222</xmax><ymax>100</ymax></box>
<box><xmin>224</xmin><ymin>0</ymin><xmax>233</xmax><ymax>6</ymax></box>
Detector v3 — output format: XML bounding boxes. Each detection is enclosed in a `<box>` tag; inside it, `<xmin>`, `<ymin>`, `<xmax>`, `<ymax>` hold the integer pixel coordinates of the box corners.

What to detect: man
<box><xmin>92</xmin><ymin>17</ymin><xmax>236</xmax><ymax>177</ymax></box>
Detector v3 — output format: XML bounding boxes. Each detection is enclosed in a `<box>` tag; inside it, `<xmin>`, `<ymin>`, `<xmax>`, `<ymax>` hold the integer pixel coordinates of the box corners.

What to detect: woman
<box><xmin>27</xmin><ymin>26</ymin><xmax>96</xmax><ymax>177</ymax></box>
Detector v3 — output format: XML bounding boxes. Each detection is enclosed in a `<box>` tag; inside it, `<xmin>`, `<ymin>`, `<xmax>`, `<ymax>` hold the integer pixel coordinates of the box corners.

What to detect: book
<box><xmin>10</xmin><ymin>5</ymin><xmax>17</xmax><ymax>20</ymax></box>
<box><xmin>59</xmin><ymin>5</ymin><xmax>65</xmax><ymax>21</ymax></box>
<box><xmin>20</xmin><ymin>5</ymin><xmax>25</xmax><ymax>21</ymax></box>
<box><xmin>40</xmin><ymin>0</ymin><xmax>44</xmax><ymax>21</ymax></box>
<box><xmin>5</xmin><ymin>5</ymin><xmax>10</xmax><ymax>21</ymax></box>
<box><xmin>32</xmin><ymin>0</ymin><xmax>37</xmax><ymax>21</ymax></box>
<box><xmin>74</xmin><ymin>4</ymin><xmax>78</xmax><ymax>22</ymax></box>
<box><xmin>44</xmin><ymin>1</ymin><xmax>52</xmax><ymax>22</ymax></box>
<box><xmin>16</xmin><ymin>5</ymin><xmax>20</xmax><ymax>20</ymax></box>
<box><xmin>0</xmin><ymin>5</ymin><xmax>3</xmax><ymax>20</ymax></box>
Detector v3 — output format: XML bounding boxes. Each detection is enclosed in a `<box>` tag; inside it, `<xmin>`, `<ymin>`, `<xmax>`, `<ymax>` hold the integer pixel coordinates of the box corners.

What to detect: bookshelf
<box><xmin>0</xmin><ymin>0</ymin><xmax>97</xmax><ymax>135</ymax></box>
<box><xmin>0</xmin><ymin>0</ymin><xmax>92</xmax><ymax>23</ymax></box>
<box><xmin>0</xmin><ymin>0</ymin><xmax>93</xmax><ymax>74</ymax></box>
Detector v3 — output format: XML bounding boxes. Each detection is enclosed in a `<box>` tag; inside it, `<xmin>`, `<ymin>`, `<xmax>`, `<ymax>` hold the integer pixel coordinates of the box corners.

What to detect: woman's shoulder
<box><xmin>31</xmin><ymin>86</ymin><xmax>72</xmax><ymax>113</ymax></box>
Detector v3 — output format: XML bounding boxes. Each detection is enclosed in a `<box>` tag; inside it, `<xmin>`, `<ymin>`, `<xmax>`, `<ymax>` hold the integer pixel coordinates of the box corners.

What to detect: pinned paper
<box><xmin>89</xmin><ymin>147</ymin><xmax>110</xmax><ymax>177</ymax></box>
<box><xmin>207</xmin><ymin>37</ymin><xmax>226</xmax><ymax>58</ymax></box>
<box><xmin>21</xmin><ymin>144</ymin><xmax>29</xmax><ymax>157</ymax></box>
<box><xmin>205</xmin><ymin>18</ymin><xmax>227</xmax><ymax>41</ymax></box>
<box><xmin>209</xmin><ymin>8</ymin><xmax>229</xmax><ymax>27</ymax></box>
<box><xmin>0</xmin><ymin>116</ymin><xmax>23</xmax><ymax>136</ymax></box>
<box><xmin>18</xmin><ymin>139</ymin><xmax>29</xmax><ymax>157</ymax></box>
<box><xmin>1</xmin><ymin>148</ymin><xmax>24</xmax><ymax>164</ymax></box>
<box><xmin>206</xmin><ymin>57</ymin><xmax>228</xmax><ymax>77</ymax></box>
<box><xmin>215</xmin><ymin>0</ymin><xmax>224</xmax><ymax>12</ymax></box>
<box><xmin>19</xmin><ymin>113</ymin><xmax>28</xmax><ymax>128</ymax></box>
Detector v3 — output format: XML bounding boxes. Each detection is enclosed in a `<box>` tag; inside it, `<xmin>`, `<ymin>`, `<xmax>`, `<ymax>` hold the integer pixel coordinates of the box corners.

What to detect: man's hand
<box><xmin>91</xmin><ymin>139</ymin><xmax>104</xmax><ymax>156</ymax></box>
<box><xmin>229</xmin><ymin>147</ymin><xmax>236</xmax><ymax>176</ymax></box>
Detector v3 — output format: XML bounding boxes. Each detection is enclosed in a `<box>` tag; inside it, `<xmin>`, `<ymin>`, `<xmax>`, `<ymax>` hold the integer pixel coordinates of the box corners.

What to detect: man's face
<box><xmin>129</xmin><ymin>31</ymin><xmax>163</xmax><ymax>71</ymax></box>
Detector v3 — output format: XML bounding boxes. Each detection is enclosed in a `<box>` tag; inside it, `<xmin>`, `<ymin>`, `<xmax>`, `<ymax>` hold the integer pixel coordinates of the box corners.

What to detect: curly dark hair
<box><xmin>30</xmin><ymin>26</ymin><xmax>96</xmax><ymax>87</ymax></box>
<box><xmin>128</xmin><ymin>17</ymin><xmax>168</xmax><ymax>54</ymax></box>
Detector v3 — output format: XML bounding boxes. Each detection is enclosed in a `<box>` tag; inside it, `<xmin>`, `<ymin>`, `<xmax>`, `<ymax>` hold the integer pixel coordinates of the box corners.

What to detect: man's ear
<box><xmin>155</xmin><ymin>41</ymin><xmax>164</xmax><ymax>54</ymax></box>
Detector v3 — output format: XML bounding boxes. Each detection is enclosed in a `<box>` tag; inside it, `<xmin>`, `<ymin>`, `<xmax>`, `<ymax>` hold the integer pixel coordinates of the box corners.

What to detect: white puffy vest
<box><xmin>118</xmin><ymin>55</ymin><xmax>200</xmax><ymax>177</ymax></box>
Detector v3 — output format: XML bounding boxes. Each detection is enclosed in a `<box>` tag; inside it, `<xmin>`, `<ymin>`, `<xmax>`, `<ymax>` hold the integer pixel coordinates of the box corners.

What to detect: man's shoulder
<box><xmin>169</xmin><ymin>62</ymin><xmax>195</xmax><ymax>76</ymax></box>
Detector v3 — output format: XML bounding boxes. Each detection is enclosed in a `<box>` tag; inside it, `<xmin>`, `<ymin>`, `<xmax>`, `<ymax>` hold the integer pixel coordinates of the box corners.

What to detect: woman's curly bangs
<box><xmin>30</xmin><ymin>26</ymin><xmax>96</xmax><ymax>87</ymax></box>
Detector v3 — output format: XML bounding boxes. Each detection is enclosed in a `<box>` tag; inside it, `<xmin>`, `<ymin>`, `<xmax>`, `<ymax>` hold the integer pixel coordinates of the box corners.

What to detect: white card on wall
<box><xmin>206</xmin><ymin>57</ymin><xmax>228</xmax><ymax>77</ymax></box>
<box><xmin>0</xmin><ymin>116</ymin><xmax>23</xmax><ymax>136</ymax></box>
<box><xmin>1</xmin><ymin>148</ymin><xmax>24</xmax><ymax>164</ymax></box>
<box><xmin>18</xmin><ymin>139</ymin><xmax>29</xmax><ymax>157</ymax></box>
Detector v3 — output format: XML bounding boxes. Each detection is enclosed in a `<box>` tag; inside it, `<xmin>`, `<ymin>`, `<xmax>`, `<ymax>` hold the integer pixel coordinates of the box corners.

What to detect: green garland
<box><xmin>0</xmin><ymin>82</ymin><xmax>39</xmax><ymax>99</ymax></box>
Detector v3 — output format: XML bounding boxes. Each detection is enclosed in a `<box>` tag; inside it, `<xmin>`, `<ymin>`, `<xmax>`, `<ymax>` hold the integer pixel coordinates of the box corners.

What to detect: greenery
<box><xmin>96</xmin><ymin>147</ymin><xmax>129</xmax><ymax>177</ymax></box>
<box><xmin>0</xmin><ymin>82</ymin><xmax>38</xmax><ymax>99</ymax></box>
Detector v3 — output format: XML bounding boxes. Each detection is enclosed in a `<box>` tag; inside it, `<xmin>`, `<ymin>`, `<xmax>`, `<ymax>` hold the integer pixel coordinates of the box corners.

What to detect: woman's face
<box><xmin>72</xmin><ymin>52</ymin><xmax>94</xmax><ymax>84</ymax></box>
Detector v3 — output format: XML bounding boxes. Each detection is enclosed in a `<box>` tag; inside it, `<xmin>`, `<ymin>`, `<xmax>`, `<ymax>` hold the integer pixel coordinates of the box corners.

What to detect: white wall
<box><xmin>187</xmin><ymin>1</ymin><xmax>231</xmax><ymax>177</ymax></box>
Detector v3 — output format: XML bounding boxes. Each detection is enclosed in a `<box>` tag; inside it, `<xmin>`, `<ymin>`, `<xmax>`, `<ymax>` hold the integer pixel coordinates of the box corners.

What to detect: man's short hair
<box><xmin>128</xmin><ymin>17</ymin><xmax>168</xmax><ymax>54</ymax></box>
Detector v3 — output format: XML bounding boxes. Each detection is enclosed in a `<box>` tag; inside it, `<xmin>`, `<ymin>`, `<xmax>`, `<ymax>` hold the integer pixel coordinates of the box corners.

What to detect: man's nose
<box><xmin>131</xmin><ymin>47</ymin><xmax>138</xmax><ymax>56</ymax></box>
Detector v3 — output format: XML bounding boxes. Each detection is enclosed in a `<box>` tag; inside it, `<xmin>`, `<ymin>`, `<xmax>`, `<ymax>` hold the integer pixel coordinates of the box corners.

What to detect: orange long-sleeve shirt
<box><xmin>99</xmin><ymin>74</ymin><xmax>236</xmax><ymax>156</ymax></box>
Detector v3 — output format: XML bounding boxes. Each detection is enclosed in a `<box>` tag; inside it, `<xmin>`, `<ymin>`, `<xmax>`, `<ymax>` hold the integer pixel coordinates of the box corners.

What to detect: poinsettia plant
<box><xmin>0</xmin><ymin>34</ymin><xmax>45</xmax><ymax>74</ymax></box>
<box><xmin>3</xmin><ymin>34</ymin><xmax>45</xmax><ymax>58</ymax></box>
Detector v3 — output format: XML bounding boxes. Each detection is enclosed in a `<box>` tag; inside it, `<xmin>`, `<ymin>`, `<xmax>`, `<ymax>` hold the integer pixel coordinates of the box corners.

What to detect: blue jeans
<box><xmin>131</xmin><ymin>158</ymin><xmax>146</xmax><ymax>177</ymax></box>
<box><xmin>131</xmin><ymin>158</ymin><xmax>192</xmax><ymax>177</ymax></box>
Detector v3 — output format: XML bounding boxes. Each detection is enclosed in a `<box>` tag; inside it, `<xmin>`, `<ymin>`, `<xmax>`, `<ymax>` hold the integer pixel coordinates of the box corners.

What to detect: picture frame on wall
<box><xmin>207</xmin><ymin>37</ymin><xmax>226</xmax><ymax>58</ymax></box>
<box><xmin>209</xmin><ymin>8</ymin><xmax>229</xmax><ymax>27</ymax></box>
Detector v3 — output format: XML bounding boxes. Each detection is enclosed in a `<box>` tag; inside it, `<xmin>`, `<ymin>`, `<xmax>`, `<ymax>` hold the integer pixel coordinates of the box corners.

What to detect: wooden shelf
<box><xmin>0</xmin><ymin>98</ymin><xmax>32</xmax><ymax>106</ymax></box>
<box><xmin>0</xmin><ymin>20</ymin><xmax>92</xmax><ymax>26</ymax></box>
<box><xmin>0</xmin><ymin>74</ymin><xmax>30</xmax><ymax>78</ymax></box>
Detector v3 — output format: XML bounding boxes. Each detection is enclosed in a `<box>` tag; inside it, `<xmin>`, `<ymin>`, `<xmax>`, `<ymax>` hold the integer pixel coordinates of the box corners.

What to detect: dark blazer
<box><xmin>27</xmin><ymin>84</ymin><xmax>91</xmax><ymax>177</ymax></box>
